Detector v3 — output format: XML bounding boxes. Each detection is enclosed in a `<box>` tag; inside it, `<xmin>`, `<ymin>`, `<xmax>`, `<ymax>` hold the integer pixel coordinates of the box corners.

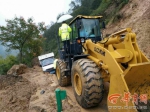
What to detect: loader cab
<box><xmin>57</xmin><ymin>15</ymin><xmax>104</xmax><ymax>75</ymax></box>
<box><xmin>69</xmin><ymin>15</ymin><xmax>103</xmax><ymax>43</ymax></box>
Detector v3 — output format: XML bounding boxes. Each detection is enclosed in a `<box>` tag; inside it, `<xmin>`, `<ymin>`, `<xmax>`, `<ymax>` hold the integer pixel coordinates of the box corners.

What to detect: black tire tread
<box><xmin>57</xmin><ymin>60</ymin><xmax>71</xmax><ymax>86</ymax></box>
<box><xmin>72</xmin><ymin>58</ymin><xmax>104</xmax><ymax>108</ymax></box>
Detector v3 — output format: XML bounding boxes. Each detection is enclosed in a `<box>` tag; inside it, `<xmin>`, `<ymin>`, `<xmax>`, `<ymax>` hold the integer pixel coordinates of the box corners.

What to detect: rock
<box><xmin>7</xmin><ymin>64</ymin><xmax>27</xmax><ymax>75</ymax></box>
<box><xmin>40</xmin><ymin>90</ymin><xmax>45</xmax><ymax>95</ymax></box>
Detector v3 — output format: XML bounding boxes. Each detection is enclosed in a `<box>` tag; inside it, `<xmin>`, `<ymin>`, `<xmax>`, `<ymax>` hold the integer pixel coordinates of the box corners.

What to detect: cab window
<box><xmin>70</xmin><ymin>22</ymin><xmax>78</xmax><ymax>41</ymax></box>
<box><xmin>79</xmin><ymin>19</ymin><xmax>101</xmax><ymax>38</ymax></box>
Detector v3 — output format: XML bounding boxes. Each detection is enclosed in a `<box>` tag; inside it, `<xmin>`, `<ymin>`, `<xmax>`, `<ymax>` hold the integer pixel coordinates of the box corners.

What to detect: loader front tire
<box><xmin>72</xmin><ymin>59</ymin><xmax>104</xmax><ymax>108</ymax></box>
<box><xmin>56</xmin><ymin>60</ymin><xmax>71</xmax><ymax>86</ymax></box>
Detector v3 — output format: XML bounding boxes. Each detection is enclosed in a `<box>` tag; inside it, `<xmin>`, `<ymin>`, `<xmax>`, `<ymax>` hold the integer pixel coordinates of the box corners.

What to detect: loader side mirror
<box><xmin>102</xmin><ymin>21</ymin><xmax>106</xmax><ymax>29</ymax></box>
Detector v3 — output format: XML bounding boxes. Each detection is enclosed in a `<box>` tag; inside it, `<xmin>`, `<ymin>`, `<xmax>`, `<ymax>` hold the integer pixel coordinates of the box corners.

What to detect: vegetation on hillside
<box><xmin>0</xmin><ymin>17</ymin><xmax>46</xmax><ymax>74</ymax></box>
<box><xmin>0</xmin><ymin>55</ymin><xmax>18</xmax><ymax>75</ymax></box>
<box><xmin>43</xmin><ymin>0</ymin><xmax>129</xmax><ymax>57</ymax></box>
<box><xmin>0</xmin><ymin>17</ymin><xmax>46</xmax><ymax>64</ymax></box>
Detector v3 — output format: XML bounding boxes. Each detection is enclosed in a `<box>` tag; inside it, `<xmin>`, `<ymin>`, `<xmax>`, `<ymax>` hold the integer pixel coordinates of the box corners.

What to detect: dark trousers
<box><xmin>63</xmin><ymin>40</ymin><xmax>70</xmax><ymax>53</ymax></box>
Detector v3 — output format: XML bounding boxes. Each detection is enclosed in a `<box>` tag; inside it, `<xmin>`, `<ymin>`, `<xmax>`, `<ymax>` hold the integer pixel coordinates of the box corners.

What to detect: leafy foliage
<box><xmin>72</xmin><ymin>6</ymin><xmax>92</xmax><ymax>17</ymax></box>
<box><xmin>91</xmin><ymin>0</ymin><xmax>102</xmax><ymax>10</ymax></box>
<box><xmin>43</xmin><ymin>22</ymin><xmax>61</xmax><ymax>57</ymax></box>
<box><xmin>22</xmin><ymin>37</ymin><xmax>45</xmax><ymax>66</ymax></box>
<box><xmin>0</xmin><ymin>17</ymin><xmax>46</xmax><ymax>63</ymax></box>
<box><xmin>0</xmin><ymin>55</ymin><xmax>18</xmax><ymax>75</ymax></box>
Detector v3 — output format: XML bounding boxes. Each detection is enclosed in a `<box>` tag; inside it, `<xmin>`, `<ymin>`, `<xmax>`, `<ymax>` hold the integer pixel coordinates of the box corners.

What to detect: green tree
<box><xmin>0</xmin><ymin>55</ymin><xmax>18</xmax><ymax>75</ymax></box>
<box><xmin>72</xmin><ymin>6</ymin><xmax>92</xmax><ymax>17</ymax></box>
<box><xmin>22</xmin><ymin>36</ymin><xmax>45</xmax><ymax>65</ymax></box>
<box><xmin>0</xmin><ymin>17</ymin><xmax>46</xmax><ymax>63</ymax></box>
<box><xmin>81</xmin><ymin>0</ymin><xmax>92</xmax><ymax>8</ymax></box>
<box><xmin>91</xmin><ymin>0</ymin><xmax>102</xmax><ymax>10</ymax></box>
<box><xmin>69</xmin><ymin>0</ymin><xmax>80</xmax><ymax>11</ymax></box>
<box><xmin>43</xmin><ymin>22</ymin><xmax>60</xmax><ymax>55</ymax></box>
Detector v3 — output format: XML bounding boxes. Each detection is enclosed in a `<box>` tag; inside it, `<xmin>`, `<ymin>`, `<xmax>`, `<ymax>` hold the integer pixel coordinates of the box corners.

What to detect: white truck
<box><xmin>38</xmin><ymin>52</ymin><xmax>55</xmax><ymax>74</ymax></box>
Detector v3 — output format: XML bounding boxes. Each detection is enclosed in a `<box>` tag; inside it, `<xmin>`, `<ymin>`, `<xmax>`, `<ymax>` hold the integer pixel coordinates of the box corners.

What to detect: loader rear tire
<box><xmin>72</xmin><ymin>59</ymin><xmax>104</xmax><ymax>108</ymax></box>
<box><xmin>56</xmin><ymin>60</ymin><xmax>71</xmax><ymax>87</ymax></box>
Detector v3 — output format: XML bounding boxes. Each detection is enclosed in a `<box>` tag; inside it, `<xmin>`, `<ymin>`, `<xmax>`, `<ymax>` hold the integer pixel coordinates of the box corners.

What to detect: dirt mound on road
<box><xmin>7</xmin><ymin>64</ymin><xmax>27</xmax><ymax>75</ymax></box>
<box><xmin>0</xmin><ymin>66</ymin><xmax>80</xmax><ymax>112</ymax></box>
<box><xmin>0</xmin><ymin>75</ymin><xmax>36</xmax><ymax>112</ymax></box>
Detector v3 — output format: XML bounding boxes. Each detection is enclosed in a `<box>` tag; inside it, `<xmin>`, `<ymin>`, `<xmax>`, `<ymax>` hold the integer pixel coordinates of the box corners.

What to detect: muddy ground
<box><xmin>0</xmin><ymin>75</ymin><xmax>36</xmax><ymax>112</ymax></box>
<box><xmin>0</xmin><ymin>66</ymin><xmax>82</xmax><ymax>112</ymax></box>
<box><xmin>0</xmin><ymin>66</ymin><xmax>108</xmax><ymax>112</ymax></box>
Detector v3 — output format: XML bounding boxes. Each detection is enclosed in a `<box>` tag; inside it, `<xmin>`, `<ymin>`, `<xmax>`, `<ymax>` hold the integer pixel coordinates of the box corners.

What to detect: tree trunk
<box><xmin>19</xmin><ymin>48</ymin><xmax>23</xmax><ymax>63</ymax></box>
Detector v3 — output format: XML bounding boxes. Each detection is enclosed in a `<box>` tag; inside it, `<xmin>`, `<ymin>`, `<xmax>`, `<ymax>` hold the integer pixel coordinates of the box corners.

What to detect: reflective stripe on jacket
<box><xmin>59</xmin><ymin>23</ymin><xmax>72</xmax><ymax>41</ymax></box>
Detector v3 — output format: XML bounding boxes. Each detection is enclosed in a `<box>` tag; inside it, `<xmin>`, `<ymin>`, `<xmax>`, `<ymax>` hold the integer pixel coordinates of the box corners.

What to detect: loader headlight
<box><xmin>81</xmin><ymin>38</ymin><xmax>85</xmax><ymax>43</ymax></box>
<box><xmin>77</xmin><ymin>37</ymin><xmax>85</xmax><ymax>44</ymax></box>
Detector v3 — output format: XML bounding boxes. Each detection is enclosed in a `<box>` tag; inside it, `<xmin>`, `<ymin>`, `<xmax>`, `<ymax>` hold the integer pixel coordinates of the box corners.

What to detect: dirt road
<box><xmin>0</xmin><ymin>65</ymin><xmax>108</xmax><ymax>112</ymax></box>
<box><xmin>51</xmin><ymin>74</ymin><xmax>108</xmax><ymax>112</ymax></box>
<box><xmin>22</xmin><ymin>66</ymin><xmax>81</xmax><ymax>112</ymax></box>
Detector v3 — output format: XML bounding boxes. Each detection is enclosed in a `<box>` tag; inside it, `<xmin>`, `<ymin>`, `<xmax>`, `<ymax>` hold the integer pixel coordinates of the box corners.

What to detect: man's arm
<box><xmin>68</xmin><ymin>26</ymin><xmax>72</xmax><ymax>33</ymax></box>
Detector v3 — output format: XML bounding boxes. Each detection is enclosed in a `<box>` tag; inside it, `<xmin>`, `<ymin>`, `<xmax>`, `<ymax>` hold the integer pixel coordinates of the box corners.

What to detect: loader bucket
<box><xmin>124</xmin><ymin>62</ymin><xmax>150</xmax><ymax>98</ymax></box>
<box><xmin>107</xmin><ymin>62</ymin><xmax>150</xmax><ymax>112</ymax></box>
<box><xmin>124</xmin><ymin>62</ymin><xmax>150</xmax><ymax>110</ymax></box>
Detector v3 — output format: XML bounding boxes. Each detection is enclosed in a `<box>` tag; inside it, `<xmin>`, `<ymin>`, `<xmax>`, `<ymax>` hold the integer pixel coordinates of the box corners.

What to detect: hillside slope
<box><xmin>104</xmin><ymin>0</ymin><xmax>150</xmax><ymax>59</ymax></box>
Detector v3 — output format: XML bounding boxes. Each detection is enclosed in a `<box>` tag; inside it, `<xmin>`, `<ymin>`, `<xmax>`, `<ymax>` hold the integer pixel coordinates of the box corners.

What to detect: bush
<box><xmin>0</xmin><ymin>55</ymin><xmax>18</xmax><ymax>75</ymax></box>
<box><xmin>91</xmin><ymin>0</ymin><xmax>112</xmax><ymax>16</ymax></box>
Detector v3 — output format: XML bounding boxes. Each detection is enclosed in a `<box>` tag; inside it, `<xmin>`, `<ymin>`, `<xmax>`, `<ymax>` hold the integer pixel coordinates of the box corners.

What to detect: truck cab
<box><xmin>38</xmin><ymin>52</ymin><xmax>55</xmax><ymax>74</ymax></box>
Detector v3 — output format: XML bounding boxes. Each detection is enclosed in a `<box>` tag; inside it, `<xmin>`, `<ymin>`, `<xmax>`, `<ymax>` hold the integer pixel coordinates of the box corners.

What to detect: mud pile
<box><xmin>0</xmin><ymin>66</ymin><xmax>80</xmax><ymax>112</ymax></box>
<box><xmin>0</xmin><ymin>75</ymin><xmax>36</xmax><ymax>112</ymax></box>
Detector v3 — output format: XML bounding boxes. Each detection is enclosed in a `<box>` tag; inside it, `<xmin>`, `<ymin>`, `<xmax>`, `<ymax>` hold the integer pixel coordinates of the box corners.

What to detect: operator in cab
<box><xmin>58</xmin><ymin>21</ymin><xmax>72</xmax><ymax>53</ymax></box>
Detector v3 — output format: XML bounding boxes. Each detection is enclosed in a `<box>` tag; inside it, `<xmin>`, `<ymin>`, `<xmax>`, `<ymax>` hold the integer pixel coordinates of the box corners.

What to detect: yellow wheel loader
<box><xmin>56</xmin><ymin>15</ymin><xmax>150</xmax><ymax>111</ymax></box>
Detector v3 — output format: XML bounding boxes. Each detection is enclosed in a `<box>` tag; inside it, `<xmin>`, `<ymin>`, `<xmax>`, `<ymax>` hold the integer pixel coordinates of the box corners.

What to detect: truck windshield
<box><xmin>41</xmin><ymin>57</ymin><xmax>54</xmax><ymax>67</ymax></box>
<box><xmin>79</xmin><ymin>19</ymin><xmax>101</xmax><ymax>38</ymax></box>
